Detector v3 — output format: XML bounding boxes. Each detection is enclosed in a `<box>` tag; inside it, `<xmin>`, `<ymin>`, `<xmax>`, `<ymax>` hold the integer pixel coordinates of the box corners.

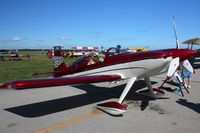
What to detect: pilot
<box><xmin>87</xmin><ymin>57</ymin><xmax>95</xmax><ymax>65</ymax></box>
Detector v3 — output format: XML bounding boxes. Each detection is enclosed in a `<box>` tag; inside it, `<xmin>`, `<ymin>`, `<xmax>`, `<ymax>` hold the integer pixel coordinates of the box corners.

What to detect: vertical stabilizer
<box><xmin>52</xmin><ymin>46</ymin><xmax>68</xmax><ymax>77</ymax></box>
<box><xmin>52</xmin><ymin>56</ymin><xmax>68</xmax><ymax>77</ymax></box>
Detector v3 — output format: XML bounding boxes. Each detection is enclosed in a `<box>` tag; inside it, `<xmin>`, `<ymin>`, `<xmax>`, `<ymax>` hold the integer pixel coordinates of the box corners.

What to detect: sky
<box><xmin>0</xmin><ymin>0</ymin><xmax>200</xmax><ymax>50</ymax></box>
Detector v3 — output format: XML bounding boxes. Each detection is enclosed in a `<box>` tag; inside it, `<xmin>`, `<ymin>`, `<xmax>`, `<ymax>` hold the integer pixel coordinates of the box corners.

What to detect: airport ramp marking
<box><xmin>32</xmin><ymin>109</ymin><xmax>102</xmax><ymax>133</ymax></box>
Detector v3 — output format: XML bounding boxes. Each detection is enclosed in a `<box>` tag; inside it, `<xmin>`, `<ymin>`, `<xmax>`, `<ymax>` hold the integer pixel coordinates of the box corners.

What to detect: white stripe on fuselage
<box><xmin>65</xmin><ymin>57</ymin><xmax>172</xmax><ymax>79</ymax></box>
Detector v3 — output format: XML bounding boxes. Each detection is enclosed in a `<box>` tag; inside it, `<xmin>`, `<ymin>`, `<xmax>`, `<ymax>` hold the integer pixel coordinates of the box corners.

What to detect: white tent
<box><xmin>183</xmin><ymin>38</ymin><xmax>200</xmax><ymax>49</ymax></box>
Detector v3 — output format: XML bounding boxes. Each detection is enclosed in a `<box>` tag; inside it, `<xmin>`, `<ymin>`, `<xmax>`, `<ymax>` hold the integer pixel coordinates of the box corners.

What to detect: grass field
<box><xmin>0</xmin><ymin>51</ymin><xmax>75</xmax><ymax>83</ymax></box>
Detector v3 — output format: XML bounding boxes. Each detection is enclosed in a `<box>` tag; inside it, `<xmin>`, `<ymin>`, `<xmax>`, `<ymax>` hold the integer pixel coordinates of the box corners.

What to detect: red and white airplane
<box><xmin>0</xmin><ymin>46</ymin><xmax>196</xmax><ymax>115</ymax></box>
<box><xmin>0</xmin><ymin>19</ymin><xmax>197</xmax><ymax>115</ymax></box>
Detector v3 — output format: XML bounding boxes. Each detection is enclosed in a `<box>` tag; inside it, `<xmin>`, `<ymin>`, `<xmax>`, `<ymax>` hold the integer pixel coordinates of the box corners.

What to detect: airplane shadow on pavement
<box><xmin>5</xmin><ymin>80</ymin><xmax>164</xmax><ymax>118</ymax></box>
<box><xmin>176</xmin><ymin>99</ymin><xmax>200</xmax><ymax>114</ymax></box>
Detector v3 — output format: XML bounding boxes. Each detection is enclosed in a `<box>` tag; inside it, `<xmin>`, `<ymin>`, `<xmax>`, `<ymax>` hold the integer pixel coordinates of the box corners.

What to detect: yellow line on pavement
<box><xmin>32</xmin><ymin>109</ymin><xmax>102</xmax><ymax>133</ymax></box>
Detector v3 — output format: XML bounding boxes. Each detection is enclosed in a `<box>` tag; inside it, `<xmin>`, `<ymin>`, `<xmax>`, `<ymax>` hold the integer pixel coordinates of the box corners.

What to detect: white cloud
<box><xmin>2</xmin><ymin>36</ymin><xmax>22</xmax><ymax>43</ymax></box>
<box><xmin>57</xmin><ymin>37</ymin><xmax>71</xmax><ymax>41</ymax></box>
<box><xmin>11</xmin><ymin>37</ymin><xmax>21</xmax><ymax>42</ymax></box>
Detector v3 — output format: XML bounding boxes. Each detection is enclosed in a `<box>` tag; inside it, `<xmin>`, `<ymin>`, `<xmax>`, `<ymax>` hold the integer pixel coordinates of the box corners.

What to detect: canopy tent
<box><xmin>182</xmin><ymin>38</ymin><xmax>200</xmax><ymax>49</ymax></box>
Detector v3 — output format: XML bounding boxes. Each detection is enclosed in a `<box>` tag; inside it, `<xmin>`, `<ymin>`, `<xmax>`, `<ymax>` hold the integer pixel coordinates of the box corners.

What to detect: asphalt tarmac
<box><xmin>0</xmin><ymin>66</ymin><xmax>200</xmax><ymax>133</ymax></box>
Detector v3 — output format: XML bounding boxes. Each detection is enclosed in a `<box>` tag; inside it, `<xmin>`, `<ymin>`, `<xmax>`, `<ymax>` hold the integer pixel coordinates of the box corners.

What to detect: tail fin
<box><xmin>52</xmin><ymin>56</ymin><xmax>68</xmax><ymax>77</ymax></box>
<box><xmin>172</xmin><ymin>16</ymin><xmax>180</xmax><ymax>49</ymax></box>
<box><xmin>51</xmin><ymin>46</ymin><xmax>69</xmax><ymax>77</ymax></box>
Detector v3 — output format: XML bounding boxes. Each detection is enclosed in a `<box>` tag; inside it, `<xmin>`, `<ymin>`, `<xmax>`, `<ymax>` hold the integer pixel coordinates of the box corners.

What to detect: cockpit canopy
<box><xmin>70</xmin><ymin>45</ymin><xmax>125</xmax><ymax>67</ymax></box>
<box><xmin>70</xmin><ymin>52</ymin><xmax>105</xmax><ymax>68</ymax></box>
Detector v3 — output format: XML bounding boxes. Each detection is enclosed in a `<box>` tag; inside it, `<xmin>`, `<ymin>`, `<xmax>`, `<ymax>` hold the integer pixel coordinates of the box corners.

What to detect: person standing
<box><xmin>182</xmin><ymin>66</ymin><xmax>192</xmax><ymax>89</ymax></box>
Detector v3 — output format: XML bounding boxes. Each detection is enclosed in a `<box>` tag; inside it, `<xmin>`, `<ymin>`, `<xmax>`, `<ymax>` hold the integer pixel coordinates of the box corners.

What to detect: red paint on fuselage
<box><xmin>159</xmin><ymin>49</ymin><xmax>196</xmax><ymax>61</ymax></box>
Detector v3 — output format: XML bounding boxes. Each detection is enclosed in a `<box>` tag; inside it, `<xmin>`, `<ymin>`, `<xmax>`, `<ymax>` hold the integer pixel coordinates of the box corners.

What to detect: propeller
<box><xmin>182</xmin><ymin>59</ymin><xmax>194</xmax><ymax>73</ymax></box>
<box><xmin>172</xmin><ymin>16</ymin><xmax>194</xmax><ymax>74</ymax></box>
<box><xmin>160</xmin><ymin>57</ymin><xmax>190</xmax><ymax>97</ymax></box>
<box><xmin>159</xmin><ymin>17</ymin><xmax>194</xmax><ymax>96</ymax></box>
<box><xmin>172</xmin><ymin>16</ymin><xmax>180</xmax><ymax>49</ymax></box>
<box><xmin>160</xmin><ymin>57</ymin><xmax>180</xmax><ymax>88</ymax></box>
<box><xmin>167</xmin><ymin>57</ymin><xmax>180</xmax><ymax>78</ymax></box>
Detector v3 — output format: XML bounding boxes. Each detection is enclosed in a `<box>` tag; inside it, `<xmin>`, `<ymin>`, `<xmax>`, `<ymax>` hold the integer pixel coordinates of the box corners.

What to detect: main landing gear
<box><xmin>97</xmin><ymin>77</ymin><xmax>166</xmax><ymax>116</ymax></box>
<box><xmin>97</xmin><ymin>77</ymin><xmax>137</xmax><ymax>115</ymax></box>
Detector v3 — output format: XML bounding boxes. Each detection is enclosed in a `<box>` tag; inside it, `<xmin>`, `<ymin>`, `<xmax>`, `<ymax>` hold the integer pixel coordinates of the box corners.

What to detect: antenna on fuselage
<box><xmin>172</xmin><ymin>16</ymin><xmax>180</xmax><ymax>49</ymax></box>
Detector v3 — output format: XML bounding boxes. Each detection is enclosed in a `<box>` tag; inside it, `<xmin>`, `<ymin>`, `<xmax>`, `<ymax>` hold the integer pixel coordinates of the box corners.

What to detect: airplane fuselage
<box><xmin>65</xmin><ymin>48</ymin><xmax>195</xmax><ymax>80</ymax></box>
<box><xmin>68</xmin><ymin>56</ymin><xmax>172</xmax><ymax>80</ymax></box>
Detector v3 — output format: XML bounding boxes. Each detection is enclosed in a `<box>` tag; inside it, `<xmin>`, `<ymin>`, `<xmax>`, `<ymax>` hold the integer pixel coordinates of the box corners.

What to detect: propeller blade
<box><xmin>172</xmin><ymin>16</ymin><xmax>180</xmax><ymax>49</ymax></box>
<box><xmin>167</xmin><ymin>57</ymin><xmax>180</xmax><ymax>78</ymax></box>
<box><xmin>182</xmin><ymin>59</ymin><xmax>194</xmax><ymax>73</ymax></box>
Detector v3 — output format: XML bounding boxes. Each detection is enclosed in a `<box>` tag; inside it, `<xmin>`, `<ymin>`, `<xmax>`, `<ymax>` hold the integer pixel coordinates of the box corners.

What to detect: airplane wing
<box><xmin>0</xmin><ymin>75</ymin><xmax>121</xmax><ymax>89</ymax></box>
